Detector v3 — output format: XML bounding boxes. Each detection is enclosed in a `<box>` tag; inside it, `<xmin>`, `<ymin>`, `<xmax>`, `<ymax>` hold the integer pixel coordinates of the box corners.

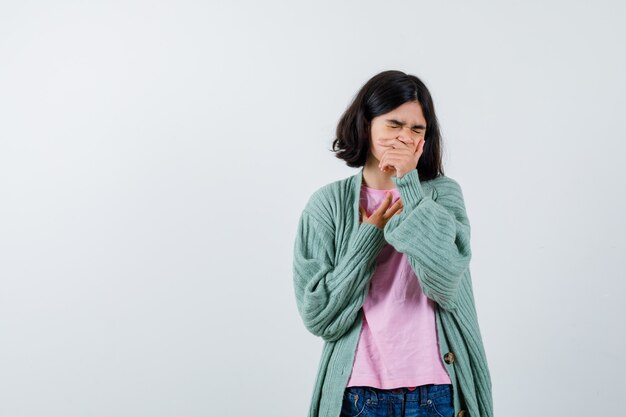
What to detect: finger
<box><xmin>413</xmin><ymin>139</ymin><xmax>425</xmax><ymax>159</ymax></box>
<box><xmin>374</xmin><ymin>192</ymin><xmax>394</xmax><ymax>214</ymax></box>
<box><xmin>390</xmin><ymin>198</ymin><xmax>403</xmax><ymax>210</ymax></box>
<box><xmin>382</xmin><ymin>198</ymin><xmax>403</xmax><ymax>219</ymax></box>
<box><xmin>378</xmin><ymin>152</ymin><xmax>388</xmax><ymax>170</ymax></box>
<box><xmin>381</xmin><ymin>155</ymin><xmax>399</xmax><ymax>171</ymax></box>
<box><xmin>386</xmin><ymin>204</ymin><xmax>404</xmax><ymax>220</ymax></box>
<box><xmin>381</xmin><ymin>149</ymin><xmax>408</xmax><ymax>162</ymax></box>
<box><xmin>359</xmin><ymin>206</ymin><xmax>366</xmax><ymax>220</ymax></box>
<box><xmin>380</xmin><ymin>193</ymin><xmax>400</xmax><ymax>214</ymax></box>
<box><xmin>379</xmin><ymin>151</ymin><xmax>399</xmax><ymax>171</ymax></box>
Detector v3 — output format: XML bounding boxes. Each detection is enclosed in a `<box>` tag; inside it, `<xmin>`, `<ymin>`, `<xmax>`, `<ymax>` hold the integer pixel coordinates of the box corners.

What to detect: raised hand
<box><xmin>359</xmin><ymin>191</ymin><xmax>404</xmax><ymax>230</ymax></box>
<box><xmin>378</xmin><ymin>137</ymin><xmax>426</xmax><ymax>178</ymax></box>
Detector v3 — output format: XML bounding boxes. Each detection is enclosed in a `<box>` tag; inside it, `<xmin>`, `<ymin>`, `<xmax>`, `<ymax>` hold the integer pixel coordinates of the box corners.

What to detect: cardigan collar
<box><xmin>351</xmin><ymin>167</ymin><xmax>365</xmax><ymax>232</ymax></box>
<box><xmin>349</xmin><ymin>166</ymin><xmax>395</xmax><ymax>232</ymax></box>
<box><xmin>349</xmin><ymin>166</ymin><xmax>436</xmax><ymax>231</ymax></box>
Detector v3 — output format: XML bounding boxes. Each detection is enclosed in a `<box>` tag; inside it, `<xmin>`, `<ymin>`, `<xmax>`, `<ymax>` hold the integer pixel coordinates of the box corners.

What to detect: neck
<box><xmin>362</xmin><ymin>157</ymin><xmax>396</xmax><ymax>190</ymax></box>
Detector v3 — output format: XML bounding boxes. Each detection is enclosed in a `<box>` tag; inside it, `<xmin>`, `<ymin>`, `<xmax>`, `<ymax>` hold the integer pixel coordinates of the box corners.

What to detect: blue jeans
<box><xmin>341</xmin><ymin>384</ymin><xmax>454</xmax><ymax>417</ymax></box>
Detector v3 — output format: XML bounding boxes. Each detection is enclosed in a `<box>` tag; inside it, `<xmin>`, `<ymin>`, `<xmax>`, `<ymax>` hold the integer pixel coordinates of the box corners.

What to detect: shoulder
<box><xmin>301</xmin><ymin>175</ymin><xmax>353</xmax><ymax>231</ymax></box>
<box><xmin>427</xmin><ymin>174</ymin><xmax>465</xmax><ymax>202</ymax></box>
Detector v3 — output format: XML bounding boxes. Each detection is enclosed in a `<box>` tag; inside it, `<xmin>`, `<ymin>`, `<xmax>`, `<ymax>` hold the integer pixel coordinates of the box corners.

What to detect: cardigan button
<box><xmin>457</xmin><ymin>410</ymin><xmax>466</xmax><ymax>417</ymax></box>
<box><xmin>444</xmin><ymin>351</ymin><xmax>456</xmax><ymax>364</ymax></box>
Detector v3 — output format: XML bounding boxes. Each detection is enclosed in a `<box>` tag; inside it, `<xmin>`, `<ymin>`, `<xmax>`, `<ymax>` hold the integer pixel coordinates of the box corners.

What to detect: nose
<box><xmin>397</xmin><ymin>126</ymin><xmax>416</xmax><ymax>140</ymax></box>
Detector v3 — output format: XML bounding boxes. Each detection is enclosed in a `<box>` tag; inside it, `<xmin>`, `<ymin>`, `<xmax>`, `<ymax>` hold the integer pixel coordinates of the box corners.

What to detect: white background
<box><xmin>1</xmin><ymin>1</ymin><xmax>625</xmax><ymax>416</ymax></box>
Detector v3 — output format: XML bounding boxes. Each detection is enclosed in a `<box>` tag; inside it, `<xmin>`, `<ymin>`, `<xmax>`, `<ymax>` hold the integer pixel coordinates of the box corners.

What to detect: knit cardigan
<box><xmin>292</xmin><ymin>167</ymin><xmax>493</xmax><ymax>417</ymax></box>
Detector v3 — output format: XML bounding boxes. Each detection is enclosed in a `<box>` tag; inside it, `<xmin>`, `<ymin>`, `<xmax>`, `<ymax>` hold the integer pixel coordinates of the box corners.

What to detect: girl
<box><xmin>293</xmin><ymin>70</ymin><xmax>493</xmax><ymax>417</ymax></box>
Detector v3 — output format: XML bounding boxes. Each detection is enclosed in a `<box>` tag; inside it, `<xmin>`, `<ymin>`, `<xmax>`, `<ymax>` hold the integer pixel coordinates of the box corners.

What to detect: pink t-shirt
<box><xmin>345</xmin><ymin>184</ymin><xmax>452</xmax><ymax>390</ymax></box>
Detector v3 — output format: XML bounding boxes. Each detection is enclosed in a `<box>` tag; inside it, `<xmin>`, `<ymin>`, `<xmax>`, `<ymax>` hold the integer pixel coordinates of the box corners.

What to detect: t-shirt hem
<box><xmin>346</xmin><ymin>375</ymin><xmax>452</xmax><ymax>390</ymax></box>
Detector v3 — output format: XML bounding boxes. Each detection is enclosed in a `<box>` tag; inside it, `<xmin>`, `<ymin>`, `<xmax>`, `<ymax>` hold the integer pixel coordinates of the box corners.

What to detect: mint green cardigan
<box><xmin>292</xmin><ymin>167</ymin><xmax>493</xmax><ymax>417</ymax></box>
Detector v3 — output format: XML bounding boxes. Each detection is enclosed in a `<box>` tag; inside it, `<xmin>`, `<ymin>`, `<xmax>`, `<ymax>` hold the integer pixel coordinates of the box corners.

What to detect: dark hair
<box><xmin>331</xmin><ymin>70</ymin><xmax>444</xmax><ymax>181</ymax></box>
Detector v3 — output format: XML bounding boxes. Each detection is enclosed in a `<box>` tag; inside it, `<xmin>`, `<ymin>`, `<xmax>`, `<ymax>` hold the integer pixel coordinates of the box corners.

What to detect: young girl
<box><xmin>293</xmin><ymin>70</ymin><xmax>493</xmax><ymax>417</ymax></box>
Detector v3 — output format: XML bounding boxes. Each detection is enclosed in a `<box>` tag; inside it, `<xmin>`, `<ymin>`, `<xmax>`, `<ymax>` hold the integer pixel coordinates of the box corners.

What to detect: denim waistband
<box><xmin>344</xmin><ymin>383</ymin><xmax>451</xmax><ymax>406</ymax></box>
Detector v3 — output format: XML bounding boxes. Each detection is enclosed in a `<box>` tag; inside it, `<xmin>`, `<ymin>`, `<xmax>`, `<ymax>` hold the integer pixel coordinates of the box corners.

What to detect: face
<box><xmin>368</xmin><ymin>100</ymin><xmax>427</xmax><ymax>163</ymax></box>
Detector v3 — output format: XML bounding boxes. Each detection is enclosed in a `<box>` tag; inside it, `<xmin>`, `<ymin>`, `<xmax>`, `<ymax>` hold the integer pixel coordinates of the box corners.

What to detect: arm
<box><xmin>383</xmin><ymin>168</ymin><xmax>471</xmax><ymax>311</ymax></box>
<box><xmin>292</xmin><ymin>207</ymin><xmax>386</xmax><ymax>342</ymax></box>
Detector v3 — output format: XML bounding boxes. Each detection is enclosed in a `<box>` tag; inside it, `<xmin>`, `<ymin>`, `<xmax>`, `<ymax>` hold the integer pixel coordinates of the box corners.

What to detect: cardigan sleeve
<box><xmin>292</xmin><ymin>207</ymin><xmax>386</xmax><ymax>342</ymax></box>
<box><xmin>383</xmin><ymin>168</ymin><xmax>472</xmax><ymax>311</ymax></box>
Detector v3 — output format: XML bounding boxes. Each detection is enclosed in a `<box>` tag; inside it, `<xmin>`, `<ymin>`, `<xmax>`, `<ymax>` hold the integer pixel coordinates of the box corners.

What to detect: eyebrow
<box><xmin>386</xmin><ymin>119</ymin><xmax>426</xmax><ymax>129</ymax></box>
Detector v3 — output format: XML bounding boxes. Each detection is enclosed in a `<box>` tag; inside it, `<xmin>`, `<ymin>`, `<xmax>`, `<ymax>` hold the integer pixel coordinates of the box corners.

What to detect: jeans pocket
<box><xmin>341</xmin><ymin>389</ymin><xmax>368</xmax><ymax>417</ymax></box>
<box><xmin>427</xmin><ymin>386</ymin><xmax>454</xmax><ymax>417</ymax></box>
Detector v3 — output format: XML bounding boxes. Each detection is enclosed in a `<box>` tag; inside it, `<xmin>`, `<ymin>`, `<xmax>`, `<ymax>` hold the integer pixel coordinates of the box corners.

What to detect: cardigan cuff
<box><xmin>351</xmin><ymin>222</ymin><xmax>387</xmax><ymax>259</ymax></box>
<box><xmin>391</xmin><ymin>168</ymin><xmax>425</xmax><ymax>211</ymax></box>
<box><xmin>325</xmin><ymin>222</ymin><xmax>386</xmax><ymax>294</ymax></box>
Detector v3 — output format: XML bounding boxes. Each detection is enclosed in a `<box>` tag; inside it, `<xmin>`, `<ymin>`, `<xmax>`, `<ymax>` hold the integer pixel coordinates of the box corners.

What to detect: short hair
<box><xmin>331</xmin><ymin>70</ymin><xmax>444</xmax><ymax>181</ymax></box>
